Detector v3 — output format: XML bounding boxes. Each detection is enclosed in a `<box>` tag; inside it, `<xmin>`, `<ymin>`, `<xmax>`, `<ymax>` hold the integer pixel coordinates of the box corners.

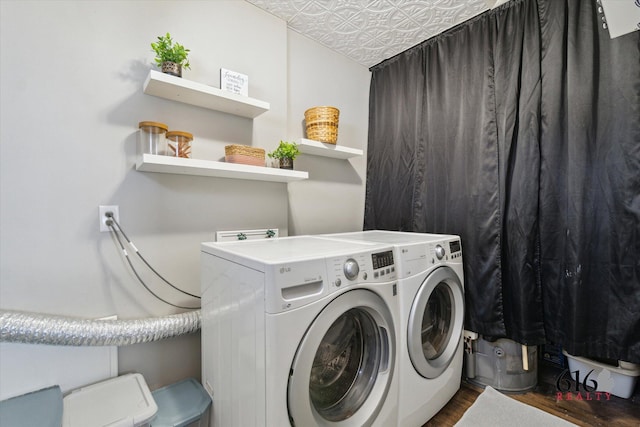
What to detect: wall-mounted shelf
<box><xmin>143</xmin><ymin>70</ymin><xmax>270</xmax><ymax>119</ymax></box>
<box><xmin>297</xmin><ymin>138</ymin><xmax>363</xmax><ymax>159</ymax></box>
<box><xmin>136</xmin><ymin>154</ymin><xmax>308</xmax><ymax>183</ymax></box>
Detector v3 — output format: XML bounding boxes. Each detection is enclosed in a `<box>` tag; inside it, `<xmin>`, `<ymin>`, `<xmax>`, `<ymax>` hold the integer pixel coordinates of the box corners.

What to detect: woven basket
<box><xmin>304</xmin><ymin>106</ymin><xmax>340</xmax><ymax>144</ymax></box>
<box><xmin>225</xmin><ymin>144</ymin><xmax>265</xmax><ymax>166</ymax></box>
<box><xmin>225</xmin><ymin>144</ymin><xmax>265</xmax><ymax>159</ymax></box>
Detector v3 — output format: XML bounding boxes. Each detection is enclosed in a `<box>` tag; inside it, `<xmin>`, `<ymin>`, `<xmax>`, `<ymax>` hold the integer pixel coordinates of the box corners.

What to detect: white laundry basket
<box><xmin>62</xmin><ymin>373</ymin><xmax>157</xmax><ymax>427</ymax></box>
<box><xmin>563</xmin><ymin>350</ymin><xmax>640</xmax><ymax>399</ymax></box>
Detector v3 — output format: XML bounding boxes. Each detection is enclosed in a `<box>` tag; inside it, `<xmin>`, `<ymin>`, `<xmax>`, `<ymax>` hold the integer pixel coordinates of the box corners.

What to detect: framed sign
<box><xmin>600</xmin><ymin>0</ymin><xmax>640</xmax><ymax>39</ymax></box>
<box><xmin>221</xmin><ymin>68</ymin><xmax>249</xmax><ymax>96</ymax></box>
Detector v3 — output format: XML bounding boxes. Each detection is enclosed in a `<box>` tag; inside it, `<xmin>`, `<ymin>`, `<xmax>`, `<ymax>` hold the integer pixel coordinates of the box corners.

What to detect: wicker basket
<box><xmin>225</xmin><ymin>144</ymin><xmax>265</xmax><ymax>166</ymax></box>
<box><xmin>304</xmin><ymin>106</ymin><xmax>340</xmax><ymax>144</ymax></box>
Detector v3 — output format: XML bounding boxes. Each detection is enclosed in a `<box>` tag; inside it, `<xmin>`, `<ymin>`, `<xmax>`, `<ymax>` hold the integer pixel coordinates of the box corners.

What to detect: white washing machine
<box><xmin>323</xmin><ymin>231</ymin><xmax>465</xmax><ymax>427</ymax></box>
<box><xmin>200</xmin><ymin>236</ymin><xmax>399</xmax><ymax>427</ymax></box>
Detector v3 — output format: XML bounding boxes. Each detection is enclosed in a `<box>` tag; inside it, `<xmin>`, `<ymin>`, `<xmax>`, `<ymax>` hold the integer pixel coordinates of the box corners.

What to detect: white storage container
<box><xmin>62</xmin><ymin>373</ymin><xmax>158</xmax><ymax>427</ymax></box>
<box><xmin>563</xmin><ymin>350</ymin><xmax>640</xmax><ymax>399</ymax></box>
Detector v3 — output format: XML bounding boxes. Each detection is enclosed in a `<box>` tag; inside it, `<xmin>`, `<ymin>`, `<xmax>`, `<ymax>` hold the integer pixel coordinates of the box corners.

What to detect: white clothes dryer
<box><xmin>323</xmin><ymin>231</ymin><xmax>465</xmax><ymax>427</ymax></box>
<box><xmin>200</xmin><ymin>236</ymin><xmax>399</xmax><ymax>427</ymax></box>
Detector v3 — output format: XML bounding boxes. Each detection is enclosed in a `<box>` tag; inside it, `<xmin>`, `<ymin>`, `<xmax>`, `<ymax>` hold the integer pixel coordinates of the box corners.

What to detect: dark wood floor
<box><xmin>424</xmin><ymin>364</ymin><xmax>640</xmax><ymax>427</ymax></box>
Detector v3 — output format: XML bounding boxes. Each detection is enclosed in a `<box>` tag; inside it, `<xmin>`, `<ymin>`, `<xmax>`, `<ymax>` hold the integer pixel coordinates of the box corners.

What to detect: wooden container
<box><xmin>225</xmin><ymin>144</ymin><xmax>265</xmax><ymax>166</ymax></box>
<box><xmin>304</xmin><ymin>106</ymin><xmax>339</xmax><ymax>144</ymax></box>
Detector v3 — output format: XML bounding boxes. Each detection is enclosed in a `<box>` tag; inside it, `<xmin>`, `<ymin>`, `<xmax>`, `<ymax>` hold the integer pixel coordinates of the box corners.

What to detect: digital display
<box><xmin>372</xmin><ymin>250</ymin><xmax>394</xmax><ymax>269</ymax></box>
<box><xmin>449</xmin><ymin>240</ymin><xmax>461</xmax><ymax>253</ymax></box>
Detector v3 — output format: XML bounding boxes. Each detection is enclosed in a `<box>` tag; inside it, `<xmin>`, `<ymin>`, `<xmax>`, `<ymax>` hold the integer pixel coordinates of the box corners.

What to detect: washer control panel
<box><xmin>371</xmin><ymin>250</ymin><xmax>395</xmax><ymax>279</ymax></box>
<box><xmin>328</xmin><ymin>248</ymin><xmax>396</xmax><ymax>289</ymax></box>
<box><xmin>343</xmin><ymin>258</ymin><xmax>360</xmax><ymax>280</ymax></box>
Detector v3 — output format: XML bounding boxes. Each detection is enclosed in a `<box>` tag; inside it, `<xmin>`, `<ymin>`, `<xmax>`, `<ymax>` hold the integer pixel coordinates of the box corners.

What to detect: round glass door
<box><xmin>408</xmin><ymin>266</ymin><xmax>464</xmax><ymax>379</ymax></box>
<box><xmin>288</xmin><ymin>289</ymin><xmax>395</xmax><ymax>427</ymax></box>
<box><xmin>309</xmin><ymin>308</ymin><xmax>379</xmax><ymax>421</ymax></box>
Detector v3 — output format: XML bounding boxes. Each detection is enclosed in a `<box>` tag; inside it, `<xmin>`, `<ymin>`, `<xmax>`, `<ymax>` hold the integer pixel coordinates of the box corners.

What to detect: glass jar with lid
<box><xmin>166</xmin><ymin>131</ymin><xmax>193</xmax><ymax>158</ymax></box>
<box><xmin>138</xmin><ymin>121</ymin><xmax>168</xmax><ymax>155</ymax></box>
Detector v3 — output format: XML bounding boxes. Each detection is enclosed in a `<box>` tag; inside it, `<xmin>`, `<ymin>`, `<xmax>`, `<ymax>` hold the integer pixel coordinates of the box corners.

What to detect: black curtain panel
<box><xmin>538</xmin><ymin>0</ymin><xmax>640</xmax><ymax>363</ymax></box>
<box><xmin>365</xmin><ymin>47</ymin><xmax>425</xmax><ymax>231</ymax></box>
<box><xmin>364</xmin><ymin>0</ymin><xmax>640</xmax><ymax>363</ymax></box>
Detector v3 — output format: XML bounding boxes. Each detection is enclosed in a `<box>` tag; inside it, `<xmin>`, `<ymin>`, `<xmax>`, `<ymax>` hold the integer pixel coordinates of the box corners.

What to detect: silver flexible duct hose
<box><xmin>0</xmin><ymin>309</ymin><xmax>201</xmax><ymax>346</ymax></box>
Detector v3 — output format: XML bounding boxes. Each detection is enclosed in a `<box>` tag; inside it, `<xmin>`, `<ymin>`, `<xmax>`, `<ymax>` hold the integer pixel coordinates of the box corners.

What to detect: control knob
<box><xmin>435</xmin><ymin>245</ymin><xmax>446</xmax><ymax>260</ymax></box>
<box><xmin>343</xmin><ymin>258</ymin><xmax>360</xmax><ymax>280</ymax></box>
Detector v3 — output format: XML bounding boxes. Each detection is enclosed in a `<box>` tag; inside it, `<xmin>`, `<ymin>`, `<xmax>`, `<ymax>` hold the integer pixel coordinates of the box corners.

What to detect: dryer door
<box><xmin>287</xmin><ymin>289</ymin><xmax>395</xmax><ymax>427</ymax></box>
<box><xmin>407</xmin><ymin>266</ymin><xmax>464</xmax><ymax>379</ymax></box>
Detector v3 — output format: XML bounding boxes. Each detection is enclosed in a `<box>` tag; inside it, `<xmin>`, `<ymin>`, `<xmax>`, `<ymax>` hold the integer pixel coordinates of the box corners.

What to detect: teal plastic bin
<box><xmin>0</xmin><ymin>385</ymin><xmax>63</xmax><ymax>427</ymax></box>
<box><xmin>151</xmin><ymin>378</ymin><xmax>212</xmax><ymax>427</ymax></box>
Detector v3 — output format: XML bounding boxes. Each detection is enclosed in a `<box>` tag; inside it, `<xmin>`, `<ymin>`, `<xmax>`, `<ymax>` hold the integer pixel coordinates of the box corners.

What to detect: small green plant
<box><xmin>151</xmin><ymin>33</ymin><xmax>191</xmax><ymax>69</ymax></box>
<box><xmin>268</xmin><ymin>141</ymin><xmax>301</xmax><ymax>160</ymax></box>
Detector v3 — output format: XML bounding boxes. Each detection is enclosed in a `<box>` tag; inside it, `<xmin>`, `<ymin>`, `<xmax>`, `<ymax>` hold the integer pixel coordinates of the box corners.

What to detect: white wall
<box><xmin>0</xmin><ymin>0</ymin><xmax>369</xmax><ymax>395</ymax></box>
<box><xmin>287</xmin><ymin>30</ymin><xmax>371</xmax><ymax>235</ymax></box>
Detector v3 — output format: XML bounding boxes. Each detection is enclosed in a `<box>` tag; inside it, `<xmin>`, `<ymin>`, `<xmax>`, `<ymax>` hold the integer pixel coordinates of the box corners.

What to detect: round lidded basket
<box><xmin>166</xmin><ymin>130</ymin><xmax>193</xmax><ymax>158</ymax></box>
<box><xmin>304</xmin><ymin>106</ymin><xmax>340</xmax><ymax>144</ymax></box>
<box><xmin>138</xmin><ymin>121</ymin><xmax>168</xmax><ymax>155</ymax></box>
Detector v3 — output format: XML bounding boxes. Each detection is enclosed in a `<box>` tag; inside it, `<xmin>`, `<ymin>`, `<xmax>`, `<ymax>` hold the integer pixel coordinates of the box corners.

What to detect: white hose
<box><xmin>0</xmin><ymin>309</ymin><xmax>201</xmax><ymax>346</ymax></box>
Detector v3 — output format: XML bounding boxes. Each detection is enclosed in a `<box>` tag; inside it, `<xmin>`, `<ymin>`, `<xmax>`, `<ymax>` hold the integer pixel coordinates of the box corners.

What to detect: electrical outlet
<box><xmin>99</xmin><ymin>205</ymin><xmax>119</xmax><ymax>232</ymax></box>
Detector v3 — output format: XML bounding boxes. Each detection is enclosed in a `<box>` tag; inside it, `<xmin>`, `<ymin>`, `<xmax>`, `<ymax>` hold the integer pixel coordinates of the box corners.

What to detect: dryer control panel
<box><xmin>393</xmin><ymin>237</ymin><xmax>463</xmax><ymax>278</ymax></box>
<box><xmin>429</xmin><ymin>239</ymin><xmax>463</xmax><ymax>264</ymax></box>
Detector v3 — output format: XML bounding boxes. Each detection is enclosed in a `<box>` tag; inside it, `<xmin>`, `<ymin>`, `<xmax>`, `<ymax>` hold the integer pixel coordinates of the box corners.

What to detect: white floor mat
<box><xmin>454</xmin><ymin>386</ymin><xmax>578</xmax><ymax>427</ymax></box>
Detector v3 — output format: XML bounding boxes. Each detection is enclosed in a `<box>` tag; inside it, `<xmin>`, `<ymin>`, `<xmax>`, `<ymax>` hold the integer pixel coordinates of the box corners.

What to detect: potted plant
<box><xmin>268</xmin><ymin>141</ymin><xmax>301</xmax><ymax>170</ymax></box>
<box><xmin>151</xmin><ymin>32</ymin><xmax>191</xmax><ymax>77</ymax></box>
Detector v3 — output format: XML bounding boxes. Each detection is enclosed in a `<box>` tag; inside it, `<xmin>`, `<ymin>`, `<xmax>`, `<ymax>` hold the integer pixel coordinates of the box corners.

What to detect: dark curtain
<box><xmin>364</xmin><ymin>0</ymin><xmax>640</xmax><ymax>363</ymax></box>
<box><xmin>538</xmin><ymin>1</ymin><xmax>640</xmax><ymax>363</ymax></box>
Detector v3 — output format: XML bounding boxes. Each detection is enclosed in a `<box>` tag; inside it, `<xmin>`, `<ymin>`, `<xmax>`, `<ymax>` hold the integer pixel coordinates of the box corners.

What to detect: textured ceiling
<box><xmin>246</xmin><ymin>0</ymin><xmax>500</xmax><ymax>67</ymax></box>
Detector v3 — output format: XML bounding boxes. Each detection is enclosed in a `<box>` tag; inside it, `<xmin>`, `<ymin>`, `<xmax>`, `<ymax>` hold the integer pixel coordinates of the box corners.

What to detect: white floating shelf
<box><xmin>136</xmin><ymin>154</ymin><xmax>308</xmax><ymax>183</ymax></box>
<box><xmin>143</xmin><ymin>70</ymin><xmax>270</xmax><ymax>119</ymax></box>
<box><xmin>297</xmin><ymin>138</ymin><xmax>363</xmax><ymax>159</ymax></box>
